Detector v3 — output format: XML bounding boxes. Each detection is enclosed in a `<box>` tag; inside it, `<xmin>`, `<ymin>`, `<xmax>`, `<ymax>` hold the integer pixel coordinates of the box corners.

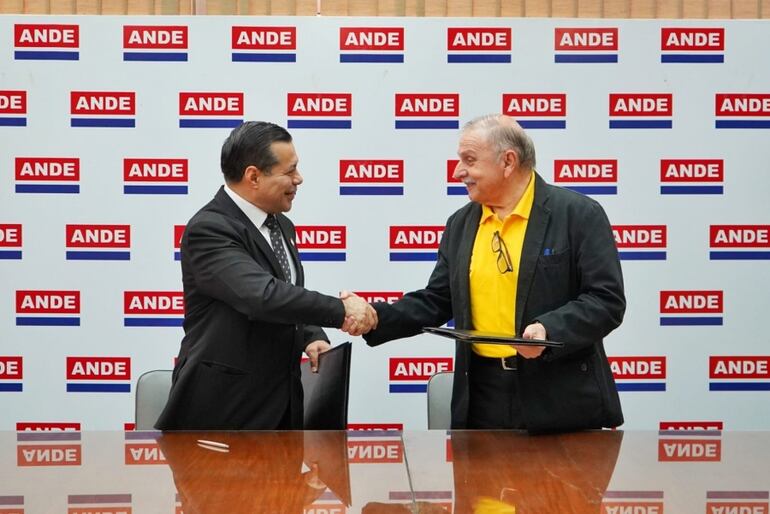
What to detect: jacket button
<box><xmin>580</xmin><ymin>362</ymin><xmax>588</xmax><ymax>372</ymax></box>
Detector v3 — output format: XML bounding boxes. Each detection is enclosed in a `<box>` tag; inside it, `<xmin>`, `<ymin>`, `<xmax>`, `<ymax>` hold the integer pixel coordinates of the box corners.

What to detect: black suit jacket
<box><xmin>364</xmin><ymin>174</ymin><xmax>625</xmax><ymax>432</ymax></box>
<box><xmin>156</xmin><ymin>187</ymin><xmax>345</xmax><ymax>430</ymax></box>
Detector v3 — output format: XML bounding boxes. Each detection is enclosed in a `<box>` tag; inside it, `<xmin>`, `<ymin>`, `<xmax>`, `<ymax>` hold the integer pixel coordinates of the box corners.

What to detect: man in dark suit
<box><xmin>362</xmin><ymin>115</ymin><xmax>625</xmax><ymax>432</ymax></box>
<box><xmin>156</xmin><ymin>121</ymin><xmax>375</xmax><ymax>430</ymax></box>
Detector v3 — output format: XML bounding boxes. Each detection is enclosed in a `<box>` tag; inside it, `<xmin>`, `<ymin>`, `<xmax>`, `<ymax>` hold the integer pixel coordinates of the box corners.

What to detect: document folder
<box><xmin>301</xmin><ymin>341</ymin><xmax>352</xmax><ymax>430</ymax></box>
<box><xmin>423</xmin><ymin>327</ymin><xmax>565</xmax><ymax>348</ymax></box>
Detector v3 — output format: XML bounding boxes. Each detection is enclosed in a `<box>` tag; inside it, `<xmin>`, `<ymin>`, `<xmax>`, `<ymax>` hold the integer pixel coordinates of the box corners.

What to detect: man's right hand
<box><xmin>340</xmin><ymin>290</ymin><xmax>378</xmax><ymax>336</ymax></box>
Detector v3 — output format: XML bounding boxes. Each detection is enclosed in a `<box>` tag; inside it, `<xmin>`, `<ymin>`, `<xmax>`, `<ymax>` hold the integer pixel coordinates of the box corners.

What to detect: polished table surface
<box><xmin>2</xmin><ymin>429</ymin><xmax>769</xmax><ymax>513</ymax></box>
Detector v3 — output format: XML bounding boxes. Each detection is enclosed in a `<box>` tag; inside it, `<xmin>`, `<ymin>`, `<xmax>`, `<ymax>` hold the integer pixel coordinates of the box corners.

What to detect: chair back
<box><xmin>427</xmin><ymin>371</ymin><xmax>454</xmax><ymax>430</ymax></box>
<box><xmin>135</xmin><ymin>370</ymin><xmax>173</xmax><ymax>430</ymax></box>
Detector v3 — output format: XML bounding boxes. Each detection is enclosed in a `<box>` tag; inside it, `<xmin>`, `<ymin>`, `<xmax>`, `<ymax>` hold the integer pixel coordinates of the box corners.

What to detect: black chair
<box><xmin>301</xmin><ymin>342</ymin><xmax>352</xmax><ymax>430</ymax></box>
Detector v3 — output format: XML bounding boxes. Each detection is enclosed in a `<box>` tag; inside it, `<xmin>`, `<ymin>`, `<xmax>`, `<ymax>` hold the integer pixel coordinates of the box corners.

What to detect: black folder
<box><xmin>301</xmin><ymin>342</ymin><xmax>352</xmax><ymax>430</ymax></box>
<box><xmin>423</xmin><ymin>327</ymin><xmax>565</xmax><ymax>348</ymax></box>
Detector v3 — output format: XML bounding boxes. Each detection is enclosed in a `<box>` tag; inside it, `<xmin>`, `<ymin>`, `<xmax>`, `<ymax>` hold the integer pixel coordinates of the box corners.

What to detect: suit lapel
<box><xmin>516</xmin><ymin>174</ymin><xmax>550</xmax><ymax>334</ymax></box>
<box><xmin>212</xmin><ymin>187</ymin><xmax>286</xmax><ymax>280</ymax></box>
<box><xmin>455</xmin><ymin>204</ymin><xmax>481</xmax><ymax>329</ymax></box>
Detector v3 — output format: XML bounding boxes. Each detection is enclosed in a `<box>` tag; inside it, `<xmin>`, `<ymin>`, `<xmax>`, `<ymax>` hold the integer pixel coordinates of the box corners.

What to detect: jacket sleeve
<box><xmin>184</xmin><ymin>215</ymin><xmax>346</xmax><ymax>328</ymax></box>
<box><xmin>535</xmin><ymin>200</ymin><xmax>626</xmax><ymax>360</ymax></box>
<box><xmin>364</xmin><ymin>217</ymin><xmax>455</xmax><ymax>346</ymax></box>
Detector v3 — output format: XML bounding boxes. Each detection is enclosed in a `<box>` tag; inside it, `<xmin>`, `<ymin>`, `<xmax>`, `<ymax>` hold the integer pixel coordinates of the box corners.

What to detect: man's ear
<box><xmin>502</xmin><ymin>149</ymin><xmax>519</xmax><ymax>178</ymax></box>
<box><xmin>244</xmin><ymin>165</ymin><xmax>260</xmax><ymax>187</ymax></box>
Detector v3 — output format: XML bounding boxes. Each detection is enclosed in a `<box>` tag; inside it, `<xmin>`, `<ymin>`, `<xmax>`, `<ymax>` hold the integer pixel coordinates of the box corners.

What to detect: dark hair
<box><xmin>220</xmin><ymin>121</ymin><xmax>293</xmax><ymax>183</ymax></box>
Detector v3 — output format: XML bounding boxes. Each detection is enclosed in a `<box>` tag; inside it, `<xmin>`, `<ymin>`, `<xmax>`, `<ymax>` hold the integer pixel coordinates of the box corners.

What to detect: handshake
<box><xmin>340</xmin><ymin>290</ymin><xmax>378</xmax><ymax>336</ymax></box>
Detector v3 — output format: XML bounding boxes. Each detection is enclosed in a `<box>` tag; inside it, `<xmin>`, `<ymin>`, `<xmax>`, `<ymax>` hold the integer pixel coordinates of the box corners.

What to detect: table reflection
<box><xmin>1</xmin><ymin>430</ymin><xmax>768</xmax><ymax>513</ymax></box>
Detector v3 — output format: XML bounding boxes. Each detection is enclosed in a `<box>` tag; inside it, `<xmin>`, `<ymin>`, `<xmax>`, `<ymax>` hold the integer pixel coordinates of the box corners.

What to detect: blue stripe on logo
<box><xmin>67</xmin><ymin>383</ymin><xmax>131</xmax><ymax>393</ymax></box>
<box><xmin>16</xmin><ymin>317</ymin><xmax>80</xmax><ymax>326</ymax></box>
<box><xmin>564</xmin><ymin>186</ymin><xmax>617</xmax><ymax>195</ymax></box>
<box><xmin>390</xmin><ymin>252</ymin><xmax>438</xmax><ymax>261</ymax></box>
<box><xmin>710</xmin><ymin>251</ymin><xmax>770</xmax><ymax>260</ymax></box>
<box><xmin>610</xmin><ymin>120</ymin><xmax>672</xmax><ymax>129</ymax></box>
<box><xmin>661</xmin><ymin>54</ymin><xmax>723</xmax><ymax>63</ymax></box>
<box><xmin>0</xmin><ymin>383</ymin><xmax>23</xmax><ymax>392</ymax></box>
<box><xmin>659</xmin><ymin>317</ymin><xmax>723</xmax><ymax>326</ymax></box>
<box><xmin>124</xmin><ymin>185</ymin><xmax>188</xmax><ymax>195</ymax></box>
<box><xmin>174</xmin><ymin>251</ymin><xmax>181</xmax><ymax>261</ymax></box>
<box><xmin>124</xmin><ymin>318</ymin><xmax>184</xmax><ymax>327</ymax></box>
<box><xmin>554</xmin><ymin>54</ymin><xmax>618</xmax><ymax>63</ymax></box>
<box><xmin>123</xmin><ymin>52</ymin><xmax>188</xmax><ymax>61</ymax></box>
<box><xmin>16</xmin><ymin>184</ymin><xmax>79</xmax><ymax>193</ymax></box>
<box><xmin>66</xmin><ymin>251</ymin><xmax>130</xmax><ymax>261</ymax></box>
<box><xmin>661</xmin><ymin>185</ymin><xmax>723</xmax><ymax>194</ymax></box>
<box><xmin>389</xmin><ymin>383</ymin><xmax>428</xmax><ymax>393</ymax></box>
<box><xmin>715</xmin><ymin>120</ymin><xmax>770</xmax><ymax>129</ymax></box>
<box><xmin>71</xmin><ymin>118</ymin><xmax>135</xmax><ymax>128</ymax></box>
<box><xmin>288</xmin><ymin>120</ymin><xmax>352</xmax><ymax>129</ymax></box>
<box><xmin>340</xmin><ymin>54</ymin><xmax>404</xmax><ymax>63</ymax></box>
<box><xmin>298</xmin><ymin>252</ymin><xmax>346</xmax><ymax>261</ymax></box>
<box><xmin>0</xmin><ymin>118</ymin><xmax>27</xmax><ymax>126</ymax></box>
<box><xmin>447</xmin><ymin>54</ymin><xmax>511</xmax><ymax>63</ymax></box>
<box><xmin>232</xmin><ymin>53</ymin><xmax>296</xmax><ymax>62</ymax></box>
<box><xmin>709</xmin><ymin>382</ymin><xmax>770</xmax><ymax>391</ymax></box>
<box><xmin>0</xmin><ymin>251</ymin><xmax>22</xmax><ymax>259</ymax></box>
<box><xmin>339</xmin><ymin>186</ymin><xmax>403</xmax><ymax>195</ymax></box>
<box><xmin>447</xmin><ymin>185</ymin><xmax>467</xmax><ymax>195</ymax></box>
<box><xmin>15</xmin><ymin>50</ymin><xmax>79</xmax><ymax>60</ymax></box>
<box><xmin>179</xmin><ymin>119</ymin><xmax>243</xmax><ymax>128</ymax></box>
<box><xmin>618</xmin><ymin>251</ymin><xmax>667</xmax><ymax>260</ymax></box>
<box><xmin>616</xmin><ymin>382</ymin><xmax>666</xmax><ymax>391</ymax></box>
<box><xmin>395</xmin><ymin>120</ymin><xmax>459</xmax><ymax>129</ymax></box>
<box><xmin>518</xmin><ymin>120</ymin><xmax>566</xmax><ymax>129</ymax></box>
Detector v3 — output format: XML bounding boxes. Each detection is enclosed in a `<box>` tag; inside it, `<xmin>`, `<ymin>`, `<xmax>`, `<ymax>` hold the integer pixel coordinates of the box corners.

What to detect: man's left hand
<box><xmin>514</xmin><ymin>322</ymin><xmax>547</xmax><ymax>359</ymax></box>
<box><xmin>305</xmin><ymin>340</ymin><xmax>331</xmax><ymax>372</ymax></box>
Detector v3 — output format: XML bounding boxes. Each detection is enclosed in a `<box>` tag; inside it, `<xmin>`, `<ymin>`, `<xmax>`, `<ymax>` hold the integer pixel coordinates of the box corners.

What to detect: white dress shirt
<box><xmin>223</xmin><ymin>184</ymin><xmax>298</xmax><ymax>285</ymax></box>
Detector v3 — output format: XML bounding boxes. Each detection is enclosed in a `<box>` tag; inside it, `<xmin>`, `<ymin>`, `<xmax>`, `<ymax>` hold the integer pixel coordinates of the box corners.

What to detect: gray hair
<box><xmin>462</xmin><ymin>114</ymin><xmax>536</xmax><ymax>171</ymax></box>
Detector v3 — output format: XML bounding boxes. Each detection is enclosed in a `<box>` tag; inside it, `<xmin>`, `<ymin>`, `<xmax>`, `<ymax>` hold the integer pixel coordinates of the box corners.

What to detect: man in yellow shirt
<box><xmin>364</xmin><ymin>114</ymin><xmax>626</xmax><ymax>431</ymax></box>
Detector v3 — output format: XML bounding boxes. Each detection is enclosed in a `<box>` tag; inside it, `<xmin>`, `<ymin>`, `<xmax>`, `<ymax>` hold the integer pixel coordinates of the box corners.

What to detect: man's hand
<box><xmin>305</xmin><ymin>340</ymin><xmax>331</xmax><ymax>372</ymax></box>
<box><xmin>514</xmin><ymin>322</ymin><xmax>546</xmax><ymax>359</ymax></box>
<box><xmin>340</xmin><ymin>290</ymin><xmax>378</xmax><ymax>336</ymax></box>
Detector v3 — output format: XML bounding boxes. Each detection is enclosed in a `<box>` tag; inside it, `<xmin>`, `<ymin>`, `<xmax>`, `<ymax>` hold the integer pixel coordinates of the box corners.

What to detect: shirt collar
<box><xmin>480</xmin><ymin>171</ymin><xmax>536</xmax><ymax>225</ymax></box>
<box><xmin>223</xmin><ymin>183</ymin><xmax>269</xmax><ymax>230</ymax></box>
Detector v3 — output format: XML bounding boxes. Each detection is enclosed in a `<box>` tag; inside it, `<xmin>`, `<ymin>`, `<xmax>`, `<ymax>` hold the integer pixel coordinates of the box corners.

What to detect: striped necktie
<box><xmin>264</xmin><ymin>215</ymin><xmax>292</xmax><ymax>283</ymax></box>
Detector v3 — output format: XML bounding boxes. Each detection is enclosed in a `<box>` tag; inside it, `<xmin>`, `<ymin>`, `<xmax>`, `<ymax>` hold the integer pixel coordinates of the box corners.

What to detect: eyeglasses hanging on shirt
<box><xmin>492</xmin><ymin>230</ymin><xmax>513</xmax><ymax>274</ymax></box>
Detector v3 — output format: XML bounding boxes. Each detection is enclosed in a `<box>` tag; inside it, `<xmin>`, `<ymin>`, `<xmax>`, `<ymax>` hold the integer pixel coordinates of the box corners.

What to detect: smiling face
<box><xmin>250</xmin><ymin>141</ymin><xmax>303</xmax><ymax>214</ymax></box>
<box><xmin>453</xmin><ymin>128</ymin><xmax>511</xmax><ymax>206</ymax></box>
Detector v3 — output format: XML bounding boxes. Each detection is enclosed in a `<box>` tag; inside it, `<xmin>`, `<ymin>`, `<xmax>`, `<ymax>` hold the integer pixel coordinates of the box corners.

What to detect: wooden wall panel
<box><xmin>629</xmin><ymin>0</ymin><xmax>655</xmax><ymax>17</ymax></box>
<box><xmin>577</xmin><ymin>0</ymin><xmax>602</xmax><ymax>17</ymax></box>
<box><xmin>74</xmin><ymin>0</ymin><xmax>100</xmax><ymax>13</ymax></box>
<box><xmin>525</xmin><ymin>0</ymin><xmax>551</xmax><ymax>15</ymax></box>
<box><xmin>733</xmin><ymin>0</ymin><xmax>759</xmax><ymax>17</ymax></box>
<box><xmin>604</xmin><ymin>0</ymin><xmax>631</xmax><ymax>17</ymax></box>
<box><xmin>472</xmin><ymin>0</ymin><xmax>500</xmax><ymax>16</ymax></box>
<box><xmin>500</xmin><ymin>0</ymin><xmax>525</xmax><ymax>16</ymax></box>
<box><xmin>656</xmin><ymin>0</ymin><xmax>681</xmax><ymax>17</ymax></box>
<box><xmin>551</xmin><ymin>0</ymin><xmax>576</xmax><ymax>16</ymax></box>
<box><xmin>50</xmin><ymin>0</ymin><xmax>76</xmax><ymax>13</ymax></box>
<box><xmin>708</xmin><ymin>0</ymin><xmax>732</xmax><ymax>16</ymax></box>
<box><xmin>1</xmin><ymin>0</ymin><xmax>768</xmax><ymax>17</ymax></box>
<box><xmin>0</xmin><ymin>1</ymin><xmax>25</xmax><ymax>14</ymax></box>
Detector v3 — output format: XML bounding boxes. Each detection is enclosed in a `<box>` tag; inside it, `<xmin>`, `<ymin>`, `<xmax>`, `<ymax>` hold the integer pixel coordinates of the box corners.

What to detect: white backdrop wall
<box><xmin>1</xmin><ymin>15</ymin><xmax>768</xmax><ymax>431</ymax></box>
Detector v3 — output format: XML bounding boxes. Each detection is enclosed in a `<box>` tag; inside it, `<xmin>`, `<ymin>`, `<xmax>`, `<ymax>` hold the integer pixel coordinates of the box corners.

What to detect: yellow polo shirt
<box><xmin>470</xmin><ymin>172</ymin><xmax>535</xmax><ymax>358</ymax></box>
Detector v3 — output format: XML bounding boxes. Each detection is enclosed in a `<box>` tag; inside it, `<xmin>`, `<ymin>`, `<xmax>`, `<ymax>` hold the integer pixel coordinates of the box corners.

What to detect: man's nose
<box><xmin>452</xmin><ymin>162</ymin><xmax>465</xmax><ymax>180</ymax></box>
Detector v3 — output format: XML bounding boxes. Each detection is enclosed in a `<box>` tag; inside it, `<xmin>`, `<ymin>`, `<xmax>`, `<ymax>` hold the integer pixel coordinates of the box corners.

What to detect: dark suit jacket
<box><xmin>364</xmin><ymin>174</ymin><xmax>625</xmax><ymax>432</ymax></box>
<box><xmin>156</xmin><ymin>186</ymin><xmax>345</xmax><ymax>430</ymax></box>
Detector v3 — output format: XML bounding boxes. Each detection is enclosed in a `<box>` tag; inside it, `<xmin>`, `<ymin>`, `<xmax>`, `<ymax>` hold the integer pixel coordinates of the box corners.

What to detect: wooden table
<box><xmin>2</xmin><ymin>430</ymin><xmax>768</xmax><ymax>513</ymax></box>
